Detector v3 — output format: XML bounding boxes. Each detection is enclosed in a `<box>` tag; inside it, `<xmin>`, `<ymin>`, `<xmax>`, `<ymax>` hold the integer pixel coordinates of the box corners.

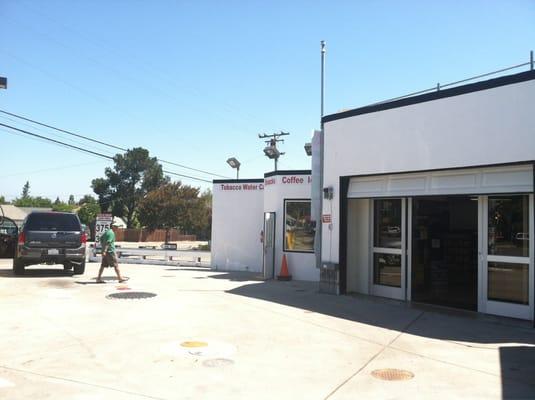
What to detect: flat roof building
<box><xmin>322</xmin><ymin>70</ymin><xmax>535</xmax><ymax>320</ymax></box>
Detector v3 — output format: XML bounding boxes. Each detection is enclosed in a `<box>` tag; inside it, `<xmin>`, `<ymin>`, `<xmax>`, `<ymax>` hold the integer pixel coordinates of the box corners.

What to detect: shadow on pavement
<box><xmin>207</xmin><ymin>271</ymin><xmax>264</xmax><ymax>282</ymax></box>
<box><xmin>500</xmin><ymin>346</ymin><xmax>535</xmax><ymax>399</ymax></box>
<box><xmin>164</xmin><ymin>267</ymin><xmax>213</xmax><ymax>272</ymax></box>
<box><xmin>0</xmin><ymin>266</ymin><xmax>73</xmax><ymax>278</ymax></box>
<box><xmin>224</xmin><ymin>277</ymin><xmax>535</xmax><ymax>395</ymax></box>
<box><xmin>74</xmin><ymin>276</ymin><xmax>122</xmax><ymax>285</ymax></box>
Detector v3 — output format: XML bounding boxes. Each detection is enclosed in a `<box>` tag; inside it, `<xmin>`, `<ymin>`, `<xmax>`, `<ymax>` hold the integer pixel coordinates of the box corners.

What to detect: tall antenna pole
<box><xmin>320</xmin><ymin>40</ymin><xmax>326</xmax><ymax>127</ymax></box>
<box><xmin>316</xmin><ymin>40</ymin><xmax>326</xmax><ymax>276</ymax></box>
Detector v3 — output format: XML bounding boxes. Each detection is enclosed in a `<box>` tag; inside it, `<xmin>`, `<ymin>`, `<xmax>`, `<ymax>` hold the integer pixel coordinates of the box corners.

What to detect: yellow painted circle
<box><xmin>180</xmin><ymin>341</ymin><xmax>208</xmax><ymax>348</ymax></box>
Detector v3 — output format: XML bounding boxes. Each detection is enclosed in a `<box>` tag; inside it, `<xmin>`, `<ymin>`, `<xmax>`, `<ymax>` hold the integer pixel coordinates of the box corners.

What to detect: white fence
<box><xmin>89</xmin><ymin>245</ymin><xmax>211</xmax><ymax>267</ymax></box>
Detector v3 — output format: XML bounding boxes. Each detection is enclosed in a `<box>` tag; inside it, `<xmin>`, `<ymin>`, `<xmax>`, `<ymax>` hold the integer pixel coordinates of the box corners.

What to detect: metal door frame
<box><xmin>263</xmin><ymin>212</ymin><xmax>276</xmax><ymax>279</ymax></box>
<box><xmin>479</xmin><ymin>194</ymin><xmax>534</xmax><ymax>320</ymax></box>
<box><xmin>370</xmin><ymin>198</ymin><xmax>407</xmax><ymax>300</ymax></box>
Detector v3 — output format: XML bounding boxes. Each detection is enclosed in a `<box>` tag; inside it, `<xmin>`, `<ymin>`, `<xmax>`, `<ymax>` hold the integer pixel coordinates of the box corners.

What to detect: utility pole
<box><xmin>258</xmin><ymin>131</ymin><xmax>289</xmax><ymax>171</ymax></box>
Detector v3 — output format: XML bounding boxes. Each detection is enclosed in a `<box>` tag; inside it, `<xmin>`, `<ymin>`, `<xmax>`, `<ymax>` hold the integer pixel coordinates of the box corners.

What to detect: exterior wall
<box><xmin>211</xmin><ymin>180</ymin><xmax>264</xmax><ymax>272</ymax></box>
<box><xmin>264</xmin><ymin>171</ymin><xmax>319</xmax><ymax>281</ymax></box>
<box><xmin>322</xmin><ymin>75</ymin><xmax>535</xmax><ymax>264</ymax></box>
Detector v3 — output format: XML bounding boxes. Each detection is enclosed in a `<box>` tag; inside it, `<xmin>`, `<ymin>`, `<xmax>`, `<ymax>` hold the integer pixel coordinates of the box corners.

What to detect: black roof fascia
<box><xmin>264</xmin><ymin>170</ymin><xmax>311</xmax><ymax>178</ymax></box>
<box><xmin>323</xmin><ymin>70</ymin><xmax>535</xmax><ymax>124</ymax></box>
<box><xmin>213</xmin><ymin>178</ymin><xmax>264</xmax><ymax>184</ymax></box>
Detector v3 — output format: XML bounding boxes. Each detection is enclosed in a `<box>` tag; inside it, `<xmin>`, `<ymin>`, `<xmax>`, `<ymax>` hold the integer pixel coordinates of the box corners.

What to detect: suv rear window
<box><xmin>25</xmin><ymin>213</ymin><xmax>81</xmax><ymax>231</ymax></box>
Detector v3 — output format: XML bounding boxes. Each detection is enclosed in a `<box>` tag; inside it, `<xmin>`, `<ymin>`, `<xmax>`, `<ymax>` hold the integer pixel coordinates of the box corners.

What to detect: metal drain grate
<box><xmin>203</xmin><ymin>358</ymin><xmax>234</xmax><ymax>368</ymax></box>
<box><xmin>371</xmin><ymin>369</ymin><xmax>414</xmax><ymax>381</ymax></box>
<box><xmin>107</xmin><ymin>291</ymin><xmax>157</xmax><ymax>300</ymax></box>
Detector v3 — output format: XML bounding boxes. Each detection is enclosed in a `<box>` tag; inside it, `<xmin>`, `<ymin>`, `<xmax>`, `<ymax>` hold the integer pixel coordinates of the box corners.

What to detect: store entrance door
<box><xmin>263</xmin><ymin>212</ymin><xmax>276</xmax><ymax>279</ymax></box>
<box><xmin>411</xmin><ymin>196</ymin><xmax>478</xmax><ymax>310</ymax></box>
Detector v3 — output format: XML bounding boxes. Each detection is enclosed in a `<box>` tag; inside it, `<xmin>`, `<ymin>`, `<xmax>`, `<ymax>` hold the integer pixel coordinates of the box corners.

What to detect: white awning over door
<box><xmin>348</xmin><ymin>164</ymin><xmax>533</xmax><ymax>198</ymax></box>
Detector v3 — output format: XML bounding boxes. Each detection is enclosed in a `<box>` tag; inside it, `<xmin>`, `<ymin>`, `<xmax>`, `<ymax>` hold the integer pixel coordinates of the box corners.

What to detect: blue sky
<box><xmin>1</xmin><ymin>0</ymin><xmax>534</xmax><ymax>201</ymax></box>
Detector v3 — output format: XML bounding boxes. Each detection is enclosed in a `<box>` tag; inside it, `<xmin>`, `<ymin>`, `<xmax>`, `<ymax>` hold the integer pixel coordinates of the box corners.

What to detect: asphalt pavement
<box><xmin>0</xmin><ymin>259</ymin><xmax>534</xmax><ymax>399</ymax></box>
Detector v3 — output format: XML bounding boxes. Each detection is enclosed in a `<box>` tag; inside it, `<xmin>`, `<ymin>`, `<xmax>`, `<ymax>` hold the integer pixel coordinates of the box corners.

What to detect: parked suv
<box><xmin>13</xmin><ymin>212</ymin><xmax>86</xmax><ymax>275</ymax></box>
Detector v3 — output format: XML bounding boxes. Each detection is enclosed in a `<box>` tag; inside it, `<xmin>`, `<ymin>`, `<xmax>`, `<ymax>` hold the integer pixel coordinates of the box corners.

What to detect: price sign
<box><xmin>95</xmin><ymin>213</ymin><xmax>113</xmax><ymax>244</ymax></box>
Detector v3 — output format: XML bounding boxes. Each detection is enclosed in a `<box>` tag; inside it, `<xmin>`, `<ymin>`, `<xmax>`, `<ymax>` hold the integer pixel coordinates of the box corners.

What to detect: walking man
<box><xmin>96</xmin><ymin>227</ymin><xmax>127</xmax><ymax>283</ymax></box>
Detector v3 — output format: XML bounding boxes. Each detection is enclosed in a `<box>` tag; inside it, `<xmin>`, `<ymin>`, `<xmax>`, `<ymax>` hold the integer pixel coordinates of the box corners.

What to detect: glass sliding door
<box><xmin>411</xmin><ymin>196</ymin><xmax>478</xmax><ymax>310</ymax></box>
<box><xmin>481</xmin><ymin>194</ymin><xmax>534</xmax><ymax>320</ymax></box>
<box><xmin>371</xmin><ymin>198</ymin><xmax>407</xmax><ymax>300</ymax></box>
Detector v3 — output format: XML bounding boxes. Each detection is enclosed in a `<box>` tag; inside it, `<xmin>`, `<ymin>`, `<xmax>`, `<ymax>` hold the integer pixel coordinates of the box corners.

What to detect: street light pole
<box><xmin>226</xmin><ymin>157</ymin><xmax>241</xmax><ymax>179</ymax></box>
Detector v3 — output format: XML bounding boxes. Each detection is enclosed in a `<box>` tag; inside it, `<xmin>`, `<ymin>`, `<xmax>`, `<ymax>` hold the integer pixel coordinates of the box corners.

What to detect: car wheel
<box><xmin>13</xmin><ymin>258</ymin><xmax>25</xmax><ymax>275</ymax></box>
<box><xmin>73</xmin><ymin>261</ymin><xmax>85</xmax><ymax>275</ymax></box>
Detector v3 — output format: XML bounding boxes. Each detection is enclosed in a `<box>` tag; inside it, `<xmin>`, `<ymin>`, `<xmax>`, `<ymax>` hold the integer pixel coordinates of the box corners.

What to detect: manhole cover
<box><xmin>106</xmin><ymin>291</ymin><xmax>157</xmax><ymax>299</ymax></box>
<box><xmin>180</xmin><ymin>341</ymin><xmax>208</xmax><ymax>348</ymax></box>
<box><xmin>371</xmin><ymin>369</ymin><xmax>414</xmax><ymax>381</ymax></box>
<box><xmin>203</xmin><ymin>358</ymin><xmax>234</xmax><ymax>368</ymax></box>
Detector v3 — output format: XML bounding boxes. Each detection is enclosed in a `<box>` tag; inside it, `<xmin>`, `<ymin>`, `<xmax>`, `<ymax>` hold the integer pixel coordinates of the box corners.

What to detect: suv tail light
<box><xmin>81</xmin><ymin>232</ymin><xmax>87</xmax><ymax>244</ymax></box>
<box><xmin>18</xmin><ymin>232</ymin><xmax>26</xmax><ymax>246</ymax></box>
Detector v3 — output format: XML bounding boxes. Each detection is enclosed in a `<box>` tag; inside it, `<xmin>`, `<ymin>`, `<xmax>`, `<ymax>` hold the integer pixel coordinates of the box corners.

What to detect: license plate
<box><xmin>48</xmin><ymin>249</ymin><xmax>59</xmax><ymax>255</ymax></box>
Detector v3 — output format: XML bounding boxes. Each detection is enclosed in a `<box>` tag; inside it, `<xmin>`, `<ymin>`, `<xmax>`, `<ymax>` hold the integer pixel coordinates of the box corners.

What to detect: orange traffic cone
<box><xmin>277</xmin><ymin>254</ymin><xmax>292</xmax><ymax>281</ymax></box>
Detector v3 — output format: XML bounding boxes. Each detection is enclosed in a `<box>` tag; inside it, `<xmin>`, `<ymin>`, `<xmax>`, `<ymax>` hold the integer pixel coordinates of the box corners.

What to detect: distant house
<box><xmin>0</xmin><ymin>205</ymin><xmax>53</xmax><ymax>227</ymax></box>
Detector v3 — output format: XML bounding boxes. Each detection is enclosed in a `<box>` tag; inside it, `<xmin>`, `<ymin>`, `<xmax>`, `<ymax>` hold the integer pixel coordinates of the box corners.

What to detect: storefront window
<box><xmin>488</xmin><ymin>262</ymin><xmax>529</xmax><ymax>305</ymax></box>
<box><xmin>284</xmin><ymin>200</ymin><xmax>314</xmax><ymax>252</ymax></box>
<box><xmin>374</xmin><ymin>253</ymin><xmax>401</xmax><ymax>287</ymax></box>
<box><xmin>374</xmin><ymin>199</ymin><xmax>402</xmax><ymax>249</ymax></box>
<box><xmin>488</xmin><ymin>195</ymin><xmax>529</xmax><ymax>257</ymax></box>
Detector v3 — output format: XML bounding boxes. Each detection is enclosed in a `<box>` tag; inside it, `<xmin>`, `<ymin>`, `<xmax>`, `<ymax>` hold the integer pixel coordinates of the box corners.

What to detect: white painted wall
<box><xmin>322</xmin><ymin>77</ymin><xmax>535</xmax><ymax>263</ymax></box>
<box><xmin>264</xmin><ymin>173</ymin><xmax>319</xmax><ymax>281</ymax></box>
<box><xmin>211</xmin><ymin>180</ymin><xmax>264</xmax><ymax>272</ymax></box>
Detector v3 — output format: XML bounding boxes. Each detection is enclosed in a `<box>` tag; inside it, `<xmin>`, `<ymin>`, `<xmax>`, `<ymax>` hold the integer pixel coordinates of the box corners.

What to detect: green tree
<box><xmin>52</xmin><ymin>201</ymin><xmax>75</xmax><ymax>212</ymax></box>
<box><xmin>77</xmin><ymin>201</ymin><xmax>100</xmax><ymax>240</ymax></box>
<box><xmin>14</xmin><ymin>196</ymin><xmax>53</xmax><ymax>208</ymax></box>
<box><xmin>138</xmin><ymin>182</ymin><xmax>204</xmax><ymax>241</ymax></box>
<box><xmin>91</xmin><ymin>147</ymin><xmax>168</xmax><ymax>228</ymax></box>
<box><xmin>68</xmin><ymin>195</ymin><xmax>75</xmax><ymax>205</ymax></box>
<box><xmin>21</xmin><ymin>181</ymin><xmax>30</xmax><ymax>199</ymax></box>
<box><xmin>197</xmin><ymin>189</ymin><xmax>212</xmax><ymax>240</ymax></box>
<box><xmin>0</xmin><ymin>195</ymin><xmax>6</xmax><ymax>204</ymax></box>
<box><xmin>78</xmin><ymin>194</ymin><xmax>97</xmax><ymax>206</ymax></box>
<box><xmin>91</xmin><ymin>178</ymin><xmax>112</xmax><ymax>213</ymax></box>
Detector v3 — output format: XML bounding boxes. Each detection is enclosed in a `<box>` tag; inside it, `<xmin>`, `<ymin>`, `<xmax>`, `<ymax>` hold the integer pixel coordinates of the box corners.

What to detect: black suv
<box><xmin>13</xmin><ymin>212</ymin><xmax>86</xmax><ymax>275</ymax></box>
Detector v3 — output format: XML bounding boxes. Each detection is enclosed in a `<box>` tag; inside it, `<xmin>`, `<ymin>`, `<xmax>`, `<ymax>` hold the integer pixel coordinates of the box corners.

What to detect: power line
<box><xmin>0</xmin><ymin>114</ymin><xmax>117</xmax><ymax>157</ymax></box>
<box><xmin>0</xmin><ymin>109</ymin><xmax>230</xmax><ymax>178</ymax></box>
<box><xmin>0</xmin><ymin>123</ymin><xmax>212</xmax><ymax>183</ymax></box>
<box><xmin>0</xmin><ymin>122</ymin><xmax>113</xmax><ymax>160</ymax></box>
<box><xmin>0</xmin><ymin>109</ymin><xmax>124</xmax><ymax>151</ymax></box>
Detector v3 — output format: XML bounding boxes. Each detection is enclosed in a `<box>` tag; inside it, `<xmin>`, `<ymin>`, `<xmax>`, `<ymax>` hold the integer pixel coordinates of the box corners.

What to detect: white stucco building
<box><xmin>210</xmin><ymin>69</ymin><xmax>535</xmax><ymax>321</ymax></box>
<box><xmin>321</xmin><ymin>70</ymin><xmax>535</xmax><ymax>320</ymax></box>
<box><xmin>211</xmin><ymin>171</ymin><xmax>317</xmax><ymax>281</ymax></box>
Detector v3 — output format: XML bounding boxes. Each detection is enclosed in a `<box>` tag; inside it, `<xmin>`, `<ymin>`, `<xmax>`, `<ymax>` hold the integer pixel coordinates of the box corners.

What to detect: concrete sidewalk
<box><xmin>0</xmin><ymin>260</ymin><xmax>534</xmax><ymax>399</ymax></box>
